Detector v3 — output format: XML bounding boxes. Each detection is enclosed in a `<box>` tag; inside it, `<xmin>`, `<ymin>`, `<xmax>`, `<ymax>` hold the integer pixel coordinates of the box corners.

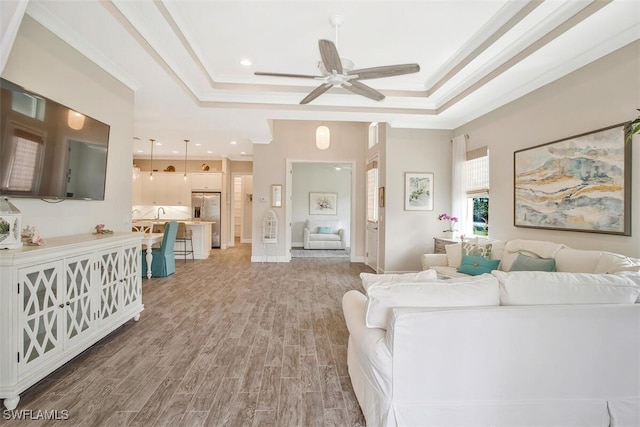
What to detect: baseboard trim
<box><xmin>251</xmin><ymin>255</ymin><xmax>290</xmax><ymax>263</ymax></box>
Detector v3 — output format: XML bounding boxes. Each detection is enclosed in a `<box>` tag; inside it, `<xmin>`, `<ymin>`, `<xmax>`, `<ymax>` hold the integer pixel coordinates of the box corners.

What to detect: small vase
<box><xmin>442</xmin><ymin>231</ymin><xmax>454</xmax><ymax>239</ymax></box>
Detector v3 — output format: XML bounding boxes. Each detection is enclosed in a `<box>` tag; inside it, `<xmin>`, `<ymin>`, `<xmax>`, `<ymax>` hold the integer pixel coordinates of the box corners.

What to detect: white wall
<box><xmin>383</xmin><ymin>127</ymin><xmax>453</xmax><ymax>272</ymax></box>
<box><xmin>291</xmin><ymin>162</ymin><xmax>351</xmax><ymax>247</ymax></box>
<box><xmin>456</xmin><ymin>41</ymin><xmax>640</xmax><ymax>258</ymax></box>
<box><xmin>252</xmin><ymin>120</ymin><xmax>367</xmax><ymax>262</ymax></box>
<box><xmin>2</xmin><ymin>16</ymin><xmax>134</xmax><ymax>238</ymax></box>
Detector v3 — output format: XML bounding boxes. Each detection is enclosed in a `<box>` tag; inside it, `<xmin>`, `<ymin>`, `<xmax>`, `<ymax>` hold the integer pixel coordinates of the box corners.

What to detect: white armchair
<box><xmin>303</xmin><ymin>220</ymin><xmax>346</xmax><ymax>249</ymax></box>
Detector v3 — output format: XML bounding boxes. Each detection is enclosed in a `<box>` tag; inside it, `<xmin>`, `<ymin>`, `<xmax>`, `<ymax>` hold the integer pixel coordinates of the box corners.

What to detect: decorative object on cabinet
<box><xmin>0</xmin><ymin>197</ymin><xmax>22</xmax><ymax>249</ymax></box>
<box><xmin>141</xmin><ymin>221</ymin><xmax>178</xmax><ymax>277</ymax></box>
<box><xmin>164</xmin><ymin>165</ymin><xmax>175</xmax><ymax>172</ymax></box>
<box><xmin>514</xmin><ymin>123</ymin><xmax>631</xmax><ymax>235</ymax></box>
<box><xmin>201</xmin><ymin>163</ymin><xmax>210</xmax><ymax>171</ymax></box>
<box><xmin>93</xmin><ymin>224</ymin><xmax>113</xmax><ymax>235</ymax></box>
<box><xmin>0</xmin><ymin>233</ymin><xmax>143</xmax><ymax>410</ymax></box>
<box><xmin>309</xmin><ymin>192</ymin><xmax>337</xmax><ymax>215</ymax></box>
<box><xmin>271</xmin><ymin>184</ymin><xmax>282</xmax><ymax>207</ymax></box>
<box><xmin>404</xmin><ymin>172</ymin><xmax>433</xmax><ymax>211</ymax></box>
<box><xmin>21</xmin><ymin>225</ymin><xmax>45</xmax><ymax>246</ymax></box>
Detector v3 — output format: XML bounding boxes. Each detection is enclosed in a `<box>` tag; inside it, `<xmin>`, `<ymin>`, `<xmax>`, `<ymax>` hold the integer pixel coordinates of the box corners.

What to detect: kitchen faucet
<box><xmin>155</xmin><ymin>207</ymin><xmax>166</xmax><ymax>220</ymax></box>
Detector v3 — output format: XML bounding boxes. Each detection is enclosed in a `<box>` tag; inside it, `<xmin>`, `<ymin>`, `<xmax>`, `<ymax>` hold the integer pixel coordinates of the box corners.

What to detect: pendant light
<box><xmin>149</xmin><ymin>138</ymin><xmax>155</xmax><ymax>180</ymax></box>
<box><xmin>183</xmin><ymin>139</ymin><xmax>189</xmax><ymax>180</ymax></box>
<box><xmin>316</xmin><ymin>125</ymin><xmax>330</xmax><ymax>150</ymax></box>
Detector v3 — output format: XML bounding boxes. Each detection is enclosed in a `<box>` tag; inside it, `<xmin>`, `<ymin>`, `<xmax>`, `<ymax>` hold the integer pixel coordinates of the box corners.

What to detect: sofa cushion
<box><xmin>595</xmin><ymin>252</ymin><xmax>640</xmax><ymax>274</ymax></box>
<box><xmin>364</xmin><ymin>274</ymin><xmax>500</xmax><ymax>329</ymax></box>
<box><xmin>492</xmin><ymin>271</ymin><xmax>640</xmax><ymax>305</ymax></box>
<box><xmin>317</xmin><ymin>226</ymin><xmax>333</xmax><ymax>234</ymax></box>
<box><xmin>309</xmin><ymin>233</ymin><xmax>341</xmax><ymax>242</ymax></box>
<box><xmin>457</xmin><ymin>255</ymin><xmax>500</xmax><ymax>276</ymax></box>
<box><xmin>501</xmin><ymin>240</ymin><xmax>565</xmax><ymax>271</ymax></box>
<box><xmin>509</xmin><ymin>253</ymin><xmax>556</xmax><ymax>272</ymax></box>
<box><xmin>554</xmin><ymin>248</ymin><xmax>602</xmax><ymax>273</ymax></box>
<box><xmin>463</xmin><ymin>241</ymin><xmax>493</xmax><ymax>258</ymax></box>
<box><xmin>360</xmin><ymin>269</ymin><xmax>438</xmax><ymax>293</ymax></box>
<box><xmin>445</xmin><ymin>243</ymin><xmax>463</xmax><ymax>268</ymax></box>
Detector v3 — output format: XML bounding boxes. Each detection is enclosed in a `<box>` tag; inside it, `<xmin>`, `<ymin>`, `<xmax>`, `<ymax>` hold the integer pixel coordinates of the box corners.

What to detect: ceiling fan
<box><xmin>255</xmin><ymin>18</ymin><xmax>420</xmax><ymax>104</ymax></box>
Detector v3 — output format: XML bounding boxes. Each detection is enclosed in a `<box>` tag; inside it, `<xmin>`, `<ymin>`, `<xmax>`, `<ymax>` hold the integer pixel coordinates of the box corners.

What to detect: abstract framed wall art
<box><xmin>309</xmin><ymin>192</ymin><xmax>337</xmax><ymax>215</ymax></box>
<box><xmin>514</xmin><ymin>123</ymin><xmax>631</xmax><ymax>235</ymax></box>
<box><xmin>404</xmin><ymin>172</ymin><xmax>434</xmax><ymax>211</ymax></box>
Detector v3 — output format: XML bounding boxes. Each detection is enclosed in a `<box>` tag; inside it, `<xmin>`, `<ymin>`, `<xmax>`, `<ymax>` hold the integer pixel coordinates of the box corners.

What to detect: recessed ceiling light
<box><xmin>155</xmin><ymin>142</ymin><xmax>162</xmax><ymax>146</ymax></box>
<box><xmin>171</xmin><ymin>150</ymin><xmax>178</xmax><ymax>154</ymax></box>
<box><xmin>240</xmin><ymin>58</ymin><xmax>252</xmax><ymax>66</ymax></box>
<box><xmin>230</xmin><ymin>140</ymin><xmax>237</xmax><ymax>145</ymax></box>
<box><xmin>136</xmin><ymin>150</ymin><xmax>143</xmax><ymax>153</ymax></box>
<box><xmin>207</xmin><ymin>150</ymin><xmax>213</xmax><ymax>154</ymax></box>
<box><xmin>240</xmin><ymin>151</ymin><xmax>246</xmax><ymax>155</ymax></box>
<box><xmin>195</xmin><ymin>143</ymin><xmax>201</xmax><ymax>146</ymax></box>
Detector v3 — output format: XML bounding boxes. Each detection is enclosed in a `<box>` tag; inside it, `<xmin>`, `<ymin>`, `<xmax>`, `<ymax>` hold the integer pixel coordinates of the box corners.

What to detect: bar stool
<box><xmin>174</xmin><ymin>222</ymin><xmax>194</xmax><ymax>262</ymax></box>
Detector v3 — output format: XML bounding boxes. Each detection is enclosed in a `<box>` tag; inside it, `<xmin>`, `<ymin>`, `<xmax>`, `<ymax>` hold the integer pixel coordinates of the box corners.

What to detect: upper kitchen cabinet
<box><xmin>191</xmin><ymin>173</ymin><xmax>222</xmax><ymax>191</ymax></box>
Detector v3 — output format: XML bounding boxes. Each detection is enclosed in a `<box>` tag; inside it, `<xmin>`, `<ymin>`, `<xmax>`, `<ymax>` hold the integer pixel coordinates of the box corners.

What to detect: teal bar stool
<box><xmin>141</xmin><ymin>221</ymin><xmax>178</xmax><ymax>277</ymax></box>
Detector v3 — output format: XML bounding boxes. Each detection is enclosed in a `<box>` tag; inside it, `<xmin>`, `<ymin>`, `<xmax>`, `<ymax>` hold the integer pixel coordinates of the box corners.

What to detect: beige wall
<box><xmin>456</xmin><ymin>41</ymin><xmax>640</xmax><ymax>257</ymax></box>
<box><xmin>383</xmin><ymin>127</ymin><xmax>453</xmax><ymax>272</ymax></box>
<box><xmin>2</xmin><ymin>16</ymin><xmax>134</xmax><ymax>238</ymax></box>
<box><xmin>252</xmin><ymin>120</ymin><xmax>367</xmax><ymax>261</ymax></box>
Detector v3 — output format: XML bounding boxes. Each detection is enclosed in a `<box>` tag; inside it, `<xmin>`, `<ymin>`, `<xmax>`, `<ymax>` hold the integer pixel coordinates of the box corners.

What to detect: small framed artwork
<box><xmin>378</xmin><ymin>186</ymin><xmax>385</xmax><ymax>208</ymax></box>
<box><xmin>404</xmin><ymin>172</ymin><xmax>434</xmax><ymax>211</ymax></box>
<box><xmin>271</xmin><ymin>184</ymin><xmax>282</xmax><ymax>207</ymax></box>
<box><xmin>309</xmin><ymin>192</ymin><xmax>337</xmax><ymax>215</ymax></box>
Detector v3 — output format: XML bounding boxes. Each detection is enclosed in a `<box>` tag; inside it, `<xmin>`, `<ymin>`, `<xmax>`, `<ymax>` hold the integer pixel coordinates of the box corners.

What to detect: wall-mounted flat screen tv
<box><xmin>0</xmin><ymin>78</ymin><xmax>110</xmax><ymax>200</ymax></box>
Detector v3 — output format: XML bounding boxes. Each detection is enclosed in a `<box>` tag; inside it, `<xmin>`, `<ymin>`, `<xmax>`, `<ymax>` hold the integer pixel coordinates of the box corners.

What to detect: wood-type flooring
<box><xmin>1</xmin><ymin>243</ymin><xmax>370</xmax><ymax>426</ymax></box>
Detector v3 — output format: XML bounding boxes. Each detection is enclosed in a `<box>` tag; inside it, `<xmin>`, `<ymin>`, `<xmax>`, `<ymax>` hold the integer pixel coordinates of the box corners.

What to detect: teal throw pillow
<box><xmin>317</xmin><ymin>226</ymin><xmax>333</xmax><ymax>234</ymax></box>
<box><xmin>457</xmin><ymin>255</ymin><xmax>500</xmax><ymax>276</ymax></box>
<box><xmin>509</xmin><ymin>253</ymin><xmax>556</xmax><ymax>272</ymax></box>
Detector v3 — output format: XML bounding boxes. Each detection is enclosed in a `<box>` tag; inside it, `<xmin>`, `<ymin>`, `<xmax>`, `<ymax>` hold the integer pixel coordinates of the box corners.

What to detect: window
<box><xmin>366</xmin><ymin>161</ymin><xmax>379</xmax><ymax>222</ymax></box>
<box><xmin>368</xmin><ymin>122</ymin><xmax>379</xmax><ymax>149</ymax></box>
<box><xmin>465</xmin><ymin>147</ymin><xmax>489</xmax><ymax>236</ymax></box>
<box><xmin>5</xmin><ymin>128</ymin><xmax>43</xmax><ymax>192</ymax></box>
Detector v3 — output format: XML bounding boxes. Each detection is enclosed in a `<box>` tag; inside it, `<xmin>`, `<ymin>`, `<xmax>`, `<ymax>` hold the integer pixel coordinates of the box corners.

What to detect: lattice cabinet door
<box><xmin>17</xmin><ymin>261</ymin><xmax>64</xmax><ymax>376</ymax></box>
<box><xmin>95</xmin><ymin>247</ymin><xmax>122</xmax><ymax>324</ymax></box>
<box><xmin>120</xmin><ymin>243</ymin><xmax>141</xmax><ymax>313</ymax></box>
<box><xmin>63</xmin><ymin>254</ymin><xmax>94</xmax><ymax>348</ymax></box>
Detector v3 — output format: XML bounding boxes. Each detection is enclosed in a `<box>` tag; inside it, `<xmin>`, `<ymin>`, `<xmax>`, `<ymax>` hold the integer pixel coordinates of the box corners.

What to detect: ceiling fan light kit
<box><xmin>255</xmin><ymin>16</ymin><xmax>420</xmax><ymax>105</ymax></box>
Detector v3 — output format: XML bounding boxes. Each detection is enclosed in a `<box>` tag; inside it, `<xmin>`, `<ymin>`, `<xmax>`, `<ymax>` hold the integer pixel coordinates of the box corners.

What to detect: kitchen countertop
<box><xmin>133</xmin><ymin>220</ymin><xmax>215</xmax><ymax>225</ymax></box>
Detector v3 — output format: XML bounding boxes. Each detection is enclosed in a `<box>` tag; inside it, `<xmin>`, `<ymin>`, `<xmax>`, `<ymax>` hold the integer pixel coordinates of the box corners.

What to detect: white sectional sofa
<box><xmin>303</xmin><ymin>219</ymin><xmax>346</xmax><ymax>250</ymax></box>
<box><xmin>343</xmin><ymin>244</ymin><xmax>640</xmax><ymax>427</ymax></box>
<box><xmin>421</xmin><ymin>238</ymin><xmax>640</xmax><ymax>277</ymax></box>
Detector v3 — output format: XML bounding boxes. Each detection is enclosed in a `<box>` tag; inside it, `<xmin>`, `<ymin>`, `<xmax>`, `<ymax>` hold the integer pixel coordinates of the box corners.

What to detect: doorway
<box><xmin>286</xmin><ymin>160</ymin><xmax>355</xmax><ymax>260</ymax></box>
<box><xmin>231</xmin><ymin>173</ymin><xmax>253</xmax><ymax>246</ymax></box>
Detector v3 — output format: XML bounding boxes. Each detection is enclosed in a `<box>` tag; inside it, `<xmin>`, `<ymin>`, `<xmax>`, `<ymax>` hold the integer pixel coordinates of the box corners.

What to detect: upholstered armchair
<box><xmin>141</xmin><ymin>221</ymin><xmax>178</xmax><ymax>277</ymax></box>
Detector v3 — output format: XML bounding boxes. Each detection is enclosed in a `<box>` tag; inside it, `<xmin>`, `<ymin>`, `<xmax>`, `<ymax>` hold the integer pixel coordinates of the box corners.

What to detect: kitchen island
<box><xmin>133</xmin><ymin>220</ymin><xmax>213</xmax><ymax>259</ymax></box>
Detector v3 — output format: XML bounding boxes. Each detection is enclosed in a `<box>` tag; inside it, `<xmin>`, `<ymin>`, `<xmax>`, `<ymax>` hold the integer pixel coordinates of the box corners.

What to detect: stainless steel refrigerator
<box><xmin>191</xmin><ymin>192</ymin><xmax>221</xmax><ymax>248</ymax></box>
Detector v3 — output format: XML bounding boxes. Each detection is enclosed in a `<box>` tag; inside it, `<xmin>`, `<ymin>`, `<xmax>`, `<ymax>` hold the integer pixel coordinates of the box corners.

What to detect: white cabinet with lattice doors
<box><xmin>262</xmin><ymin>210</ymin><xmax>278</xmax><ymax>261</ymax></box>
<box><xmin>0</xmin><ymin>233</ymin><xmax>143</xmax><ymax>411</ymax></box>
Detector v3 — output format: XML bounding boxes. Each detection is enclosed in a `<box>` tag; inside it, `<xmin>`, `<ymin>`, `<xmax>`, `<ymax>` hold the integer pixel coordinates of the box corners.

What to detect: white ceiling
<box><xmin>6</xmin><ymin>0</ymin><xmax>640</xmax><ymax>160</ymax></box>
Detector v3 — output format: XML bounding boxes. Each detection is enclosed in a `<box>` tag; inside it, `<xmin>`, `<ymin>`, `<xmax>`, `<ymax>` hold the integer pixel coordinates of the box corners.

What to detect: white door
<box><xmin>365</xmin><ymin>160</ymin><xmax>379</xmax><ymax>272</ymax></box>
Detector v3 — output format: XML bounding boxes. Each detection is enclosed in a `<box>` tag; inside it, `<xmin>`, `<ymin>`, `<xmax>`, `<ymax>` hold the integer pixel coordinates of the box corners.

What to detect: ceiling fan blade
<box><xmin>300</xmin><ymin>82</ymin><xmax>333</xmax><ymax>104</ymax></box>
<box><xmin>343</xmin><ymin>80</ymin><xmax>385</xmax><ymax>101</ymax></box>
<box><xmin>254</xmin><ymin>72</ymin><xmax>320</xmax><ymax>79</ymax></box>
<box><xmin>319</xmin><ymin>39</ymin><xmax>343</xmax><ymax>74</ymax></box>
<box><xmin>348</xmin><ymin>63</ymin><xmax>420</xmax><ymax>80</ymax></box>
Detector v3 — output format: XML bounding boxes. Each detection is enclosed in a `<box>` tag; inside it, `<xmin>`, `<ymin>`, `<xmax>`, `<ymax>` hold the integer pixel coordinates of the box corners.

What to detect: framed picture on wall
<box><xmin>514</xmin><ymin>123</ymin><xmax>631</xmax><ymax>235</ymax></box>
<box><xmin>309</xmin><ymin>192</ymin><xmax>337</xmax><ymax>215</ymax></box>
<box><xmin>404</xmin><ymin>172</ymin><xmax>434</xmax><ymax>211</ymax></box>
